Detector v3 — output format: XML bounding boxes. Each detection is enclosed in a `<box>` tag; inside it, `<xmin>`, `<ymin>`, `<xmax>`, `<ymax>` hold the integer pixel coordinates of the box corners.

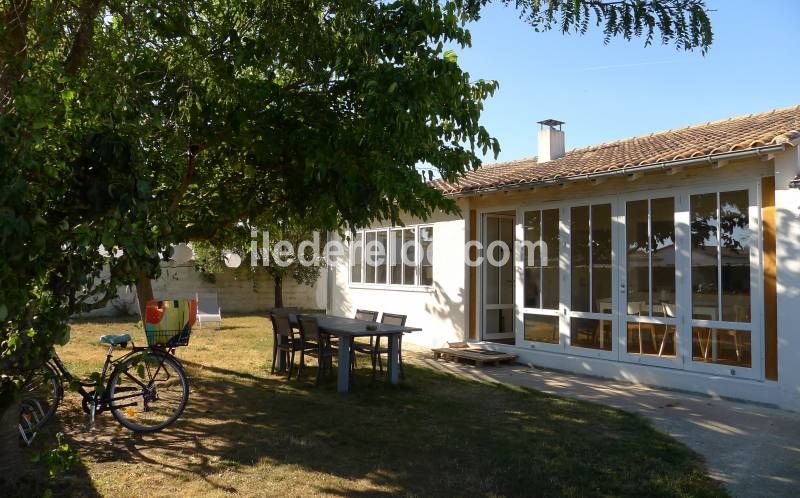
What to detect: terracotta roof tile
<box><xmin>434</xmin><ymin>105</ymin><xmax>800</xmax><ymax>195</ymax></box>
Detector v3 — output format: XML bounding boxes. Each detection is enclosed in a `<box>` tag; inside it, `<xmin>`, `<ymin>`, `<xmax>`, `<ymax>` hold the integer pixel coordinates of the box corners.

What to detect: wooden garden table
<box><xmin>287</xmin><ymin>314</ymin><xmax>421</xmax><ymax>393</ymax></box>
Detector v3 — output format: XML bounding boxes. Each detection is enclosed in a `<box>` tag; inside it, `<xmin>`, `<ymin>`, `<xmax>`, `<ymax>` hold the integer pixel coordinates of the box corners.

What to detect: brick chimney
<box><xmin>537</xmin><ymin>119</ymin><xmax>565</xmax><ymax>162</ymax></box>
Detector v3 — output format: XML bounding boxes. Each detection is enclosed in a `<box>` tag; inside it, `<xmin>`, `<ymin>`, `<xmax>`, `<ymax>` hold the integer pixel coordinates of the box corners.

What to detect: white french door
<box><xmin>482</xmin><ymin>214</ymin><xmax>515</xmax><ymax>340</ymax></box>
<box><xmin>514</xmin><ymin>180</ymin><xmax>764</xmax><ymax>380</ymax></box>
<box><xmin>618</xmin><ymin>193</ymin><xmax>682</xmax><ymax>368</ymax></box>
<box><xmin>562</xmin><ymin>200</ymin><xmax>618</xmax><ymax>360</ymax></box>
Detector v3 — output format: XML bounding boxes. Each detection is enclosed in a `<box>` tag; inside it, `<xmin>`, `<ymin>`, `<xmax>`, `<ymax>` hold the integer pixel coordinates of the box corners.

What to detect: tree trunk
<box><xmin>274</xmin><ymin>274</ymin><xmax>283</xmax><ymax>309</ymax></box>
<box><xmin>0</xmin><ymin>391</ymin><xmax>22</xmax><ymax>487</ymax></box>
<box><xmin>135</xmin><ymin>272</ymin><xmax>154</xmax><ymax>319</ymax></box>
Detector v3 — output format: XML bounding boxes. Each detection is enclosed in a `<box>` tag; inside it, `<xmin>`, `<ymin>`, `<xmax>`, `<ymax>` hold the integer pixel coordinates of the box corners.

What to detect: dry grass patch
<box><xmin>16</xmin><ymin>315</ymin><xmax>726</xmax><ymax>497</ymax></box>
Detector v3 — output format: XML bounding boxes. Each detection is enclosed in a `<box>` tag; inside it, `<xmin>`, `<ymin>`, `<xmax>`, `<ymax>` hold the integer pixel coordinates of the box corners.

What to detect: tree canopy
<box><xmin>0</xmin><ymin>0</ymin><xmax>714</xmax><ymax>450</ymax></box>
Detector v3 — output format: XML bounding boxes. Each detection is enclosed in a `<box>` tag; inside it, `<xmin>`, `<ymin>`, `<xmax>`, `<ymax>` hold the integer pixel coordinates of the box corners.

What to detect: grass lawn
<box><xmin>21</xmin><ymin>314</ymin><xmax>726</xmax><ymax>497</ymax></box>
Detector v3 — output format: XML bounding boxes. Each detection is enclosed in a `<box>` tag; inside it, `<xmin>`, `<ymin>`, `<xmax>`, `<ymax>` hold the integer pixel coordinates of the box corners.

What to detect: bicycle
<box><xmin>20</xmin><ymin>300</ymin><xmax>196</xmax><ymax>439</ymax></box>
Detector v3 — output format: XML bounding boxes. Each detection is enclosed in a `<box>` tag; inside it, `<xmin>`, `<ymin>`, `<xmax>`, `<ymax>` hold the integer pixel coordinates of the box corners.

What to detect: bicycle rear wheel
<box><xmin>108</xmin><ymin>351</ymin><xmax>188</xmax><ymax>432</ymax></box>
<box><xmin>20</xmin><ymin>361</ymin><xmax>62</xmax><ymax>430</ymax></box>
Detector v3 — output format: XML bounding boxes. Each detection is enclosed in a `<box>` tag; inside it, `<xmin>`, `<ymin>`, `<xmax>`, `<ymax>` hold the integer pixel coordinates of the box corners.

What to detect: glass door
<box><xmin>685</xmin><ymin>186</ymin><xmax>762</xmax><ymax>379</ymax></box>
<box><xmin>620</xmin><ymin>195</ymin><xmax>680</xmax><ymax>367</ymax></box>
<box><xmin>565</xmin><ymin>202</ymin><xmax>617</xmax><ymax>359</ymax></box>
<box><xmin>482</xmin><ymin>214</ymin><xmax>515</xmax><ymax>341</ymax></box>
<box><xmin>518</xmin><ymin>207</ymin><xmax>563</xmax><ymax>351</ymax></box>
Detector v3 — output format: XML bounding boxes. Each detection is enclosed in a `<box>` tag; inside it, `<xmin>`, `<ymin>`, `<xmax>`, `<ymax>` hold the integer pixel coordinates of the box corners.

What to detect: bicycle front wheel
<box><xmin>108</xmin><ymin>351</ymin><xmax>188</xmax><ymax>432</ymax></box>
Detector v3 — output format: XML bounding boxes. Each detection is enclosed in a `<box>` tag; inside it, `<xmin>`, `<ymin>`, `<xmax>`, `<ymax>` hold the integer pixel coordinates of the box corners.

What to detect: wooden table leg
<box><xmin>337</xmin><ymin>336</ymin><xmax>352</xmax><ymax>393</ymax></box>
<box><xmin>387</xmin><ymin>333</ymin><xmax>400</xmax><ymax>385</ymax></box>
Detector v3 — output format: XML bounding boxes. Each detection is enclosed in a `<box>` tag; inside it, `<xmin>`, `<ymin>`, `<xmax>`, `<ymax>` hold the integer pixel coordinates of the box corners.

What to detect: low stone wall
<box><xmin>84</xmin><ymin>262</ymin><xmax>325</xmax><ymax>317</ymax></box>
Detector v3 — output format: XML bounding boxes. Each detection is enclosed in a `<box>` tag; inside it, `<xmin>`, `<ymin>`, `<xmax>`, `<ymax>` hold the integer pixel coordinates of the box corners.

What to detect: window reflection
<box><xmin>625</xmin><ymin>196</ymin><xmax>676</xmax><ymax>335</ymax></box>
<box><xmin>591</xmin><ymin>204</ymin><xmax>612</xmax><ymax>313</ymax></box>
<box><xmin>351</xmin><ymin>232</ymin><xmax>363</xmax><ymax>283</ymax></box>
<box><xmin>692</xmin><ymin>327</ymin><xmax>751</xmax><ymax>367</ymax></box>
<box><xmin>570</xmin><ymin>204</ymin><xmax>612</xmax><ymax>352</ymax></box>
<box><xmin>571</xmin><ymin>206</ymin><xmax>590</xmax><ymax>312</ymax></box>
<box><xmin>420</xmin><ymin>226</ymin><xmax>433</xmax><ymax>286</ymax></box>
<box><xmin>720</xmin><ymin>191</ymin><xmax>750</xmax><ymax>322</ymax></box>
<box><xmin>524</xmin><ymin>209</ymin><xmax>559</xmax><ymax>310</ymax></box>
<box><xmin>570</xmin><ymin>317</ymin><xmax>612</xmax><ymax>351</ymax></box>
<box><xmin>524</xmin><ymin>314</ymin><xmax>559</xmax><ymax>344</ymax></box>
<box><xmin>690</xmin><ymin>190</ymin><xmax>750</xmax><ymax>323</ymax></box>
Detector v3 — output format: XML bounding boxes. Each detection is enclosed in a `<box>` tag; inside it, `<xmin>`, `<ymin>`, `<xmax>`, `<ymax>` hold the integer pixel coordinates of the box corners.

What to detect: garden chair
<box><xmin>351</xmin><ymin>309</ymin><xmax>379</xmax><ymax>370</ymax></box>
<box><xmin>196</xmin><ymin>292</ymin><xmax>222</xmax><ymax>328</ymax></box>
<box><xmin>270</xmin><ymin>312</ymin><xmax>299</xmax><ymax>379</ymax></box>
<box><xmin>371</xmin><ymin>313</ymin><xmax>407</xmax><ymax>380</ymax></box>
<box><xmin>296</xmin><ymin>315</ymin><xmax>337</xmax><ymax>385</ymax></box>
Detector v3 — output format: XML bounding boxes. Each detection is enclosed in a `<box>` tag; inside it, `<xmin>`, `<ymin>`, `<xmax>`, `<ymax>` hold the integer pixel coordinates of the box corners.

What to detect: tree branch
<box><xmin>64</xmin><ymin>0</ymin><xmax>104</xmax><ymax>75</ymax></box>
<box><xmin>0</xmin><ymin>0</ymin><xmax>33</xmax><ymax>109</ymax></box>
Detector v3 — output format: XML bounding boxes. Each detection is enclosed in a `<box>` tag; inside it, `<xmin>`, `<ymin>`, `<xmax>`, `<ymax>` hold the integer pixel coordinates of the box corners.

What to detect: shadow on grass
<box><xmin>50</xmin><ymin>358</ymin><xmax>727</xmax><ymax>497</ymax></box>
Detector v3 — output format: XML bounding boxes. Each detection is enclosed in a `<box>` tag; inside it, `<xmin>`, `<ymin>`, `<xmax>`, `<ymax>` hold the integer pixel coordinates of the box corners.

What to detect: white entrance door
<box><xmin>483</xmin><ymin>214</ymin><xmax>515</xmax><ymax>341</ymax></box>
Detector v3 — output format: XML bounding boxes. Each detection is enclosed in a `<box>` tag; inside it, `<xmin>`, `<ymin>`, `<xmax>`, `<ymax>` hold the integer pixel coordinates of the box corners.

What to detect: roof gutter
<box><xmin>451</xmin><ymin>143</ymin><xmax>788</xmax><ymax>198</ymax></box>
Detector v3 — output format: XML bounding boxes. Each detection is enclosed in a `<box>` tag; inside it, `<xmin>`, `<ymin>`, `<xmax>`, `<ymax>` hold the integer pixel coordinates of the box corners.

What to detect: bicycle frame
<box><xmin>48</xmin><ymin>343</ymin><xmax>176</xmax><ymax>421</ymax></box>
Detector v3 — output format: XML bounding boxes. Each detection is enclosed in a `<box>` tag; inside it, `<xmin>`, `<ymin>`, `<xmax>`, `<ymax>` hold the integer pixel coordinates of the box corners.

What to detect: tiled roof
<box><xmin>434</xmin><ymin>105</ymin><xmax>800</xmax><ymax>195</ymax></box>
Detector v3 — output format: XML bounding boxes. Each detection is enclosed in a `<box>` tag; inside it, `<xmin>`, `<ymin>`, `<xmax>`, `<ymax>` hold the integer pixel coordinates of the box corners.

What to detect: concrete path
<box><xmin>410</xmin><ymin>351</ymin><xmax>800</xmax><ymax>498</ymax></box>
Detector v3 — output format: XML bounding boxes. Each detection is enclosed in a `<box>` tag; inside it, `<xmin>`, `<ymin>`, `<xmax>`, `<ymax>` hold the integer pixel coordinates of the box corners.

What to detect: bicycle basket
<box><xmin>144</xmin><ymin>298</ymin><xmax>197</xmax><ymax>347</ymax></box>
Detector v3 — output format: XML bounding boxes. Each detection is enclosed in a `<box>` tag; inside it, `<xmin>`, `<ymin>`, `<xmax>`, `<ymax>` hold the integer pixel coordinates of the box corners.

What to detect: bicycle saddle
<box><xmin>99</xmin><ymin>333</ymin><xmax>132</xmax><ymax>346</ymax></box>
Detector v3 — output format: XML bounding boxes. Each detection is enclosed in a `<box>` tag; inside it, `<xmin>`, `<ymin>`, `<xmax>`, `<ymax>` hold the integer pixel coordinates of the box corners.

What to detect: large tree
<box><xmin>0</xmin><ymin>0</ymin><xmax>712</xmax><ymax>480</ymax></box>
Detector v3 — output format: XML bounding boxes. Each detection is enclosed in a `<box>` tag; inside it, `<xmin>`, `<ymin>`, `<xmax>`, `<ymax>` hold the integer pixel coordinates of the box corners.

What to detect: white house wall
<box><xmin>328</xmin><ymin>153</ymin><xmax>800</xmax><ymax>410</ymax></box>
<box><xmin>774</xmin><ymin>146</ymin><xmax>800</xmax><ymax>411</ymax></box>
<box><xmin>329</xmin><ymin>211</ymin><xmax>468</xmax><ymax>349</ymax></box>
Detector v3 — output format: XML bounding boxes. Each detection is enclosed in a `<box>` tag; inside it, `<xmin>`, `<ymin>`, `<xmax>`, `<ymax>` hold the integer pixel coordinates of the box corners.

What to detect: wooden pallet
<box><xmin>432</xmin><ymin>347</ymin><xmax>517</xmax><ymax>366</ymax></box>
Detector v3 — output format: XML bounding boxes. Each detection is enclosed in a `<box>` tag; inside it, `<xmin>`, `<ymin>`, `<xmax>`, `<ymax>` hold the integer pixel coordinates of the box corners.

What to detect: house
<box><xmin>327</xmin><ymin>105</ymin><xmax>800</xmax><ymax>411</ymax></box>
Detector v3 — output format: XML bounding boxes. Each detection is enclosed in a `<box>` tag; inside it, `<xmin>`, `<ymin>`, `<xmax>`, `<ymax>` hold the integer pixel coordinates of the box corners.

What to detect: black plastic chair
<box><xmin>270</xmin><ymin>312</ymin><xmax>299</xmax><ymax>379</ymax></box>
<box><xmin>297</xmin><ymin>314</ymin><xmax>337</xmax><ymax>385</ymax></box>
<box><xmin>352</xmin><ymin>309</ymin><xmax>379</xmax><ymax>371</ymax></box>
<box><xmin>372</xmin><ymin>313</ymin><xmax>407</xmax><ymax>380</ymax></box>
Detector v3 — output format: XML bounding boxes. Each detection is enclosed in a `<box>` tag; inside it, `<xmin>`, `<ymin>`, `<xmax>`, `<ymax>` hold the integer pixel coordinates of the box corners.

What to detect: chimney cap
<box><xmin>537</xmin><ymin>119</ymin><xmax>565</xmax><ymax>129</ymax></box>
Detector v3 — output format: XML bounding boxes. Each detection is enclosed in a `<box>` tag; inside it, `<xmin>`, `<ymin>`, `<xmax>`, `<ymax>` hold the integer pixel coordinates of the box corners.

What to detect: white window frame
<box><xmin>681</xmin><ymin>182</ymin><xmax>763</xmax><ymax>380</ymax></box>
<box><xmin>617</xmin><ymin>190</ymin><xmax>682</xmax><ymax>369</ymax></box>
<box><xmin>516</xmin><ymin>204</ymin><xmax>564</xmax><ymax>353</ymax></box>
<box><xmin>348</xmin><ymin>224</ymin><xmax>435</xmax><ymax>290</ymax></box>
<box><xmin>511</xmin><ymin>179</ymin><xmax>764</xmax><ymax>380</ymax></box>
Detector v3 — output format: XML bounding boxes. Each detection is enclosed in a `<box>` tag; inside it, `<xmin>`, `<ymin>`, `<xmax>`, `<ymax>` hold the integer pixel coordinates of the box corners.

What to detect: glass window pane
<box><xmin>591</xmin><ymin>204</ymin><xmax>612</xmax><ymax>314</ymax></box>
<box><xmin>420</xmin><ymin>226</ymin><xmax>433</xmax><ymax>286</ymax></box>
<box><xmin>375</xmin><ymin>231</ymin><xmax>388</xmax><ymax>284</ymax></box>
<box><xmin>365</xmin><ymin>231</ymin><xmax>376</xmax><ymax>283</ymax></box>
<box><xmin>524</xmin><ymin>314</ymin><xmax>559</xmax><ymax>343</ymax></box>
<box><xmin>403</xmin><ymin>228</ymin><xmax>416</xmax><ymax>285</ymax></box>
<box><xmin>499</xmin><ymin>218</ymin><xmax>514</xmax><ymax>304</ymax></box>
<box><xmin>571</xmin><ymin>206</ymin><xmax>590</xmax><ymax>312</ymax></box>
<box><xmin>486</xmin><ymin>308</ymin><xmax>513</xmax><ymax>335</ymax></box>
<box><xmin>626</xmin><ymin>322</ymin><xmax>677</xmax><ymax>357</ymax></box>
<box><xmin>690</xmin><ymin>193</ymin><xmax>718</xmax><ymax>319</ymax></box>
<box><xmin>389</xmin><ymin>230</ymin><xmax>402</xmax><ymax>285</ymax></box>
<box><xmin>720</xmin><ymin>190</ymin><xmax>751</xmax><ymax>322</ymax></box>
<box><xmin>542</xmin><ymin>209</ymin><xmax>560</xmax><ymax>310</ymax></box>
<box><xmin>523</xmin><ymin>210</ymin><xmax>541</xmax><ymax>308</ymax></box>
<box><xmin>692</xmin><ymin>327</ymin><xmax>751</xmax><ymax>368</ymax></box>
<box><xmin>351</xmin><ymin>232</ymin><xmax>363</xmax><ymax>283</ymax></box>
<box><xmin>626</xmin><ymin>200</ymin><xmax>649</xmax><ymax>315</ymax></box>
<box><xmin>570</xmin><ymin>317</ymin><xmax>612</xmax><ymax>351</ymax></box>
<box><xmin>651</xmin><ymin>197</ymin><xmax>676</xmax><ymax>315</ymax></box>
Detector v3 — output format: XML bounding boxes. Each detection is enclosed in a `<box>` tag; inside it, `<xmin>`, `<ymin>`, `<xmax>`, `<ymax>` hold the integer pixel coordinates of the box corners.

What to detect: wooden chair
<box><xmin>371</xmin><ymin>313</ymin><xmax>408</xmax><ymax>380</ymax></box>
<box><xmin>657</xmin><ymin>302</ymin><xmax>678</xmax><ymax>357</ymax></box>
<box><xmin>296</xmin><ymin>314</ymin><xmax>337</xmax><ymax>385</ymax></box>
<box><xmin>270</xmin><ymin>312</ymin><xmax>299</xmax><ymax>379</ymax></box>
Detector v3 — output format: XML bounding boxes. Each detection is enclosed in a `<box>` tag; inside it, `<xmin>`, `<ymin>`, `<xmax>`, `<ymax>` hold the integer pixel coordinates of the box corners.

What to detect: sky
<box><xmin>454</xmin><ymin>0</ymin><xmax>799</xmax><ymax>164</ymax></box>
